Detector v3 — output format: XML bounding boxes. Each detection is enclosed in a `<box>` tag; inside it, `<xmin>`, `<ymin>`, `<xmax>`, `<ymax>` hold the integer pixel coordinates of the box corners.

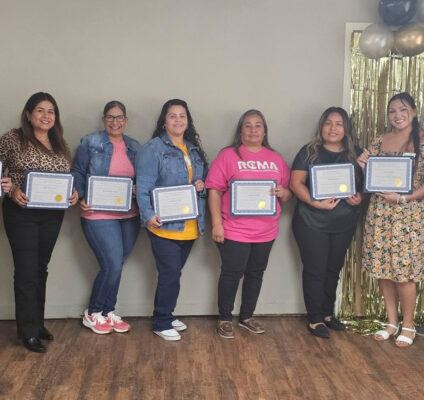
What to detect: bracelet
<box><xmin>397</xmin><ymin>194</ymin><xmax>401</xmax><ymax>204</ymax></box>
<box><xmin>400</xmin><ymin>195</ymin><xmax>407</xmax><ymax>204</ymax></box>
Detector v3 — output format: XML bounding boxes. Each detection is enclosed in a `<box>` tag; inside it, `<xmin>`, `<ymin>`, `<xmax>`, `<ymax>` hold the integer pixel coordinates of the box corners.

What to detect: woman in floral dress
<box><xmin>359</xmin><ymin>92</ymin><xmax>424</xmax><ymax>347</ymax></box>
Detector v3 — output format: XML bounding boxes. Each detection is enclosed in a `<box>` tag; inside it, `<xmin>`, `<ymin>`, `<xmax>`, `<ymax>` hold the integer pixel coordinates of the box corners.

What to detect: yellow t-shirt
<box><xmin>149</xmin><ymin>142</ymin><xmax>199</xmax><ymax>240</ymax></box>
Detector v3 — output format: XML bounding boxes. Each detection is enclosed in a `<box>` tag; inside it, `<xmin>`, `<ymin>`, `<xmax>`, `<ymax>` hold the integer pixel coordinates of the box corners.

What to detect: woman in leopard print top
<box><xmin>0</xmin><ymin>92</ymin><xmax>78</xmax><ymax>353</ymax></box>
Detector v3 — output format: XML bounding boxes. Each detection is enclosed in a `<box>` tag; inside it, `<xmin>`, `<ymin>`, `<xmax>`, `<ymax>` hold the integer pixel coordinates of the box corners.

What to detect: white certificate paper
<box><xmin>365</xmin><ymin>156</ymin><xmax>414</xmax><ymax>193</ymax></box>
<box><xmin>25</xmin><ymin>171</ymin><xmax>74</xmax><ymax>209</ymax></box>
<box><xmin>86</xmin><ymin>175</ymin><xmax>132</xmax><ymax>212</ymax></box>
<box><xmin>153</xmin><ymin>184</ymin><xmax>198</xmax><ymax>222</ymax></box>
<box><xmin>309</xmin><ymin>163</ymin><xmax>355</xmax><ymax>200</ymax></box>
<box><xmin>230</xmin><ymin>180</ymin><xmax>277</xmax><ymax>216</ymax></box>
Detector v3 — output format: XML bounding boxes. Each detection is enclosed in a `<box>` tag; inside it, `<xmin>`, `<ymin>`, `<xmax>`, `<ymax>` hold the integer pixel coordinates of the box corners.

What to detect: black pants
<box><xmin>2</xmin><ymin>197</ymin><xmax>64</xmax><ymax>338</ymax></box>
<box><xmin>217</xmin><ymin>239</ymin><xmax>274</xmax><ymax>321</ymax></box>
<box><xmin>292</xmin><ymin>215</ymin><xmax>355</xmax><ymax>324</ymax></box>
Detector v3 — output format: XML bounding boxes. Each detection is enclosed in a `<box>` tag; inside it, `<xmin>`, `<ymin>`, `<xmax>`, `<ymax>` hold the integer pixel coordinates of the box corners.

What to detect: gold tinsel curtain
<box><xmin>337</xmin><ymin>31</ymin><xmax>424</xmax><ymax>326</ymax></box>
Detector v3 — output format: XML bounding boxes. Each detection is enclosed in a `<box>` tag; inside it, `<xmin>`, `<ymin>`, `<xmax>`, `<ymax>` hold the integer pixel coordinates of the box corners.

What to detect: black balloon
<box><xmin>379</xmin><ymin>0</ymin><xmax>418</xmax><ymax>25</ymax></box>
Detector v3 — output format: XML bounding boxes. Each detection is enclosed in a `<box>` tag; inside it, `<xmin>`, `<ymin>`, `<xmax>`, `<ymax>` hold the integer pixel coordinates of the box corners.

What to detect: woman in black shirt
<box><xmin>290</xmin><ymin>107</ymin><xmax>362</xmax><ymax>338</ymax></box>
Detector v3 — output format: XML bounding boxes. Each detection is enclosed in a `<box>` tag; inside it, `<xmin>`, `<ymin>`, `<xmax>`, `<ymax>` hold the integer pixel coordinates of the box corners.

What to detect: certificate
<box><xmin>364</xmin><ymin>156</ymin><xmax>414</xmax><ymax>193</ymax></box>
<box><xmin>86</xmin><ymin>175</ymin><xmax>133</xmax><ymax>212</ymax></box>
<box><xmin>230</xmin><ymin>180</ymin><xmax>276</xmax><ymax>216</ymax></box>
<box><xmin>24</xmin><ymin>171</ymin><xmax>74</xmax><ymax>209</ymax></box>
<box><xmin>152</xmin><ymin>184</ymin><xmax>198</xmax><ymax>222</ymax></box>
<box><xmin>309</xmin><ymin>163</ymin><xmax>356</xmax><ymax>200</ymax></box>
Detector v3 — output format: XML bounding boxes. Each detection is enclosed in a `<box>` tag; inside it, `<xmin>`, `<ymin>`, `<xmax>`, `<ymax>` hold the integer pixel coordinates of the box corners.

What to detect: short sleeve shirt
<box><xmin>291</xmin><ymin>145</ymin><xmax>361</xmax><ymax>233</ymax></box>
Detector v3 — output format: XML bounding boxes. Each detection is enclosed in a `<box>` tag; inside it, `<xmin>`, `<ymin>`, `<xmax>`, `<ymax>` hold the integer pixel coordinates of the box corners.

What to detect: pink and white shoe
<box><xmin>82</xmin><ymin>310</ymin><xmax>113</xmax><ymax>334</ymax></box>
<box><xmin>106</xmin><ymin>312</ymin><xmax>131</xmax><ymax>333</ymax></box>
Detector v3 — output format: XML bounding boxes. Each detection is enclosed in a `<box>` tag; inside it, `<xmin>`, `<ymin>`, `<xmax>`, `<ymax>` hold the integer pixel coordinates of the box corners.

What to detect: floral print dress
<box><xmin>362</xmin><ymin>135</ymin><xmax>424</xmax><ymax>282</ymax></box>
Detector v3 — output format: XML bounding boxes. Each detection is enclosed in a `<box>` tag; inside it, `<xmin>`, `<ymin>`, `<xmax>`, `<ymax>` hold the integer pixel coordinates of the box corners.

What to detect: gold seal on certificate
<box><xmin>230</xmin><ymin>180</ymin><xmax>277</xmax><ymax>216</ymax></box>
<box><xmin>24</xmin><ymin>171</ymin><xmax>74</xmax><ymax>209</ymax></box>
<box><xmin>309</xmin><ymin>163</ymin><xmax>356</xmax><ymax>200</ymax></box>
<box><xmin>394</xmin><ymin>178</ymin><xmax>402</xmax><ymax>187</ymax></box>
<box><xmin>152</xmin><ymin>184</ymin><xmax>198</xmax><ymax>222</ymax></box>
<box><xmin>86</xmin><ymin>175</ymin><xmax>133</xmax><ymax>212</ymax></box>
<box><xmin>364</xmin><ymin>156</ymin><xmax>414</xmax><ymax>193</ymax></box>
<box><xmin>258</xmin><ymin>200</ymin><xmax>266</xmax><ymax>209</ymax></box>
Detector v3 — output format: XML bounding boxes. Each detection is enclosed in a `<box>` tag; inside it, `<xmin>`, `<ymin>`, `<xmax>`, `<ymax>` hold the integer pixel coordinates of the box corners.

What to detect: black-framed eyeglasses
<box><xmin>104</xmin><ymin>115</ymin><xmax>126</xmax><ymax>122</ymax></box>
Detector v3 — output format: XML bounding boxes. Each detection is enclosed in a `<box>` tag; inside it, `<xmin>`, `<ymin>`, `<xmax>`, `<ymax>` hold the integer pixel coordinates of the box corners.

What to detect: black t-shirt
<box><xmin>291</xmin><ymin>145</ymin><xmax>362</xmax><ymax>233</ymax></box>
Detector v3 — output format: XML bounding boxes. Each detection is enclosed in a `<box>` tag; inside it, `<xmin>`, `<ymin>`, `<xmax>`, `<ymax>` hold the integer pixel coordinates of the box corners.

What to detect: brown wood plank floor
<box><xmin>0</xmin><ymin>316</ymin><xmax>423</xmax><ymax>400</ymax></box>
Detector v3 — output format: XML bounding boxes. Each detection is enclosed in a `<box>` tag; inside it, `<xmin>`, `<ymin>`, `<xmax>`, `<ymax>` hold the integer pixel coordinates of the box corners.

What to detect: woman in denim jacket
<box><xmin>136</xmin><ymin>99</ymin><xmax>207</xmax><ymax>341</ymax></box>
<box><xmin>72</xmin><ymin>100</ymin><xmax>141</xmax><ymax>335</ymax></box>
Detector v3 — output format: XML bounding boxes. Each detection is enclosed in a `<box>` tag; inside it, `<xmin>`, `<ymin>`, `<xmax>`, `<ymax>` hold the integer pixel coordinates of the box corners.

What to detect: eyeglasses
<box><xmin>104</xmin><ymin>114</ymin><xmax>126</xmax><ymax>122</ymax></box>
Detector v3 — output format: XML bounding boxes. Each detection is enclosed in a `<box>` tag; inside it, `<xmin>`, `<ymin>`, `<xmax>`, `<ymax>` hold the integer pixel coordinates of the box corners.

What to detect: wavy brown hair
<box><xmin>305</xmin><ymin>107</ymin><xmax>357</xmax><ymax>164</ymax></box>
<box><xmin>17</xmin><ymin>92</ymin><xmax>70</xmax><ymax>161</ymax></box>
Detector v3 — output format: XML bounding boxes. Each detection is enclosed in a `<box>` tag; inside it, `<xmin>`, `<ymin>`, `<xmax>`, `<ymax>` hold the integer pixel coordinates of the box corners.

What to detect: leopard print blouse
<box><xmin>0</xmin><ymin>129</ymin><xmax>71</xmax><ymax>189</ymax></box>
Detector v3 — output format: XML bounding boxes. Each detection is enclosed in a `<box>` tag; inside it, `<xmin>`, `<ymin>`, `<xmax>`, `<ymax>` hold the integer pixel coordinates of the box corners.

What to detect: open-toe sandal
<box><xmin>373</xmin><ymin>323</ymin><xmax>399</xmax><ymax>341</ymax></box>
<box><xmin>395</xmin><ymin>327</ymin><xmax>416</xmax><ymax>347</ymax></box>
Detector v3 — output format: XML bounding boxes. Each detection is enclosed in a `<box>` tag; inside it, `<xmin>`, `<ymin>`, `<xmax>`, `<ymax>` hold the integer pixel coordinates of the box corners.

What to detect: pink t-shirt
<box><xmin>205</xmin><ymin>145</ymin><xmax>290</xmax><ymax>242</ymax></box>
<box><xmin>81</xmin><ymin>141</ymin><xmax>139</xmax><ymax>220</ymax></box>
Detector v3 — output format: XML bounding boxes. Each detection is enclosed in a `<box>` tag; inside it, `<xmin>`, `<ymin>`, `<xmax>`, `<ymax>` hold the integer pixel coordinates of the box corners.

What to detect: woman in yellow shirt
<box><xmin>136</xmin><ymin>99</ymin><xmax>207</xmax><ymax>341</ymax></box>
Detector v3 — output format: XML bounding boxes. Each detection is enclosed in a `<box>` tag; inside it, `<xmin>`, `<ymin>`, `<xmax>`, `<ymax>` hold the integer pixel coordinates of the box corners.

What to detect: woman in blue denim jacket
<box><xmin>136</xmin><ymin>99</ymin><xmax>207</xmax><ymax>341</ymax></box>
<box><xmin>72</xmin><ymin>100</ymin><xmax>141</xmax><ymax>335</ymax></box>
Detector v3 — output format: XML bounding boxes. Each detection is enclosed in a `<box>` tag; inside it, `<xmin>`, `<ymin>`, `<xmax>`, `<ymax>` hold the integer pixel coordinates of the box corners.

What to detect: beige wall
<box><xmin>0</xmin><ymin>0</ymin><xmax>377</xmax><ymax>318</ymax></box>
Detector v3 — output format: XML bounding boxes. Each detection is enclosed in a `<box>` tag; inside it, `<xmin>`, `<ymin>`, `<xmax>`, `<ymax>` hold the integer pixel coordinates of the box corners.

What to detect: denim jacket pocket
<box><xmin>160</xmin><ymin>152</ymin><xmax>187</xmax><ymax>184</ymax></box>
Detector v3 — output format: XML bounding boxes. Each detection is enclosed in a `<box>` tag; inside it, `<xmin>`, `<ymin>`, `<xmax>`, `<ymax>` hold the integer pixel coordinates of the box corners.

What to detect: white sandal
<box><xmin>373</xmin><ymin>323</ymin><xmax>399</xmax><ymax>341</ymax></box>
<box><xmin>395</xmin><ymin>327</ymin><xmax>416</xmax><ymax>347</ymax></box>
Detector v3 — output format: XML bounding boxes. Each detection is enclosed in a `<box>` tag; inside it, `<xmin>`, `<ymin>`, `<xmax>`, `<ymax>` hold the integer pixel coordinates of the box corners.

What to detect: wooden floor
<box><xmin>0</xmin><ymin>316</ymin><xmax>423</xmax><ymax>400</ymax></box>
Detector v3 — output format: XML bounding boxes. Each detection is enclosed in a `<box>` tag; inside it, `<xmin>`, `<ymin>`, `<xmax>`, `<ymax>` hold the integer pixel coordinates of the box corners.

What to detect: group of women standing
<box><xmin>0</xmin><ymin>91</ymin><xmax>422</xmax><ymax>353</ymax></box>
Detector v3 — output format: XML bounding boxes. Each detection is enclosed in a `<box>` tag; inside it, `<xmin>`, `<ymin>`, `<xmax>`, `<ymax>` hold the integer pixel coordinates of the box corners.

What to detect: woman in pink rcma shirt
<box><xmin>72</xmin><ymin>101</ymin><xmax>141</xmax><ymax>335</ymax></box>
<box><xmin>206</xmin><ymin>109</ymin><xmax>292</xmax><ymax>339</ymax></box>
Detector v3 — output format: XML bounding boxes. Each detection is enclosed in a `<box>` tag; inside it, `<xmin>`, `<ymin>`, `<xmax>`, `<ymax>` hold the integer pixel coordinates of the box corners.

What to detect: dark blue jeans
<box><xmin>147</xmin><ymin>230</ymin><xmax>194</xmax><ymax>331</ymax></box>
<box><xmin>81</xmin><ymin>216</ymin><xmax>139</xmax><ymax>315</ymax></box>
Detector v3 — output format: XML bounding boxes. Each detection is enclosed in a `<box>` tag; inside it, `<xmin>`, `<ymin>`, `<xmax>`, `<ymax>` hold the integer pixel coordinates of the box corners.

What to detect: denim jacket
<box><xmin>72</xmin><ymin>130</ymin><xmax>141</xmax><ymax>199</ymax></box>
<box><xmin>136</xmin><ymin>134</ymin><xmax>208</xmax><ymax>234</ymax></box>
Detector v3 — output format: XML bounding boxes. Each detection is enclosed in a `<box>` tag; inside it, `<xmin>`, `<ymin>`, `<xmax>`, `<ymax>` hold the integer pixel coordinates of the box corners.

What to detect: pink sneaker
<box><xmin>106</xmin><ymin>312</ymin><xmax>131</xmax><ymax>333</ymax></box>
<box><xmin>82</xmin><ymin>310</ymin><xmax>113</xmax><ymax>334</ymax></box>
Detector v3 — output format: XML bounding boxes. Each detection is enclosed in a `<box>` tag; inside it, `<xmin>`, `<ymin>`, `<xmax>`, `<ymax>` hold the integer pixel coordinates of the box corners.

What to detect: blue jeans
<box><xmin>147</xmin><ymin>230</ymin><xmax>194</xmax><ymax>331</ymax></box>
<box><xmin>81</xmin><ymin>216</ymin><xmax>140</xmax><ymax>315</ymax></box>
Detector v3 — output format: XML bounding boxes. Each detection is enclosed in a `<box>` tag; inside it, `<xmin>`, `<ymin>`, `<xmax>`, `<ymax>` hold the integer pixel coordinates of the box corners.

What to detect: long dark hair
<box><xmin>18</xmin><ymin>92</ymin><xmax>70</xmax><ymax>161</ymax></box>
<box><xmin>229</xmin><ymin>109</ymin><xmax>275</xmax><ymax>159</ymax></box>
<box><xmin>152</xmin><ymin>99</ymin><xmax>206</xmax><ymax>163</ymax></box>
<box><xmin>387</xmin><ymin>92</ymin><xmax>420</xmax><ymax>164</ymax></box>
<box><xmin>306</xmin><ymin>107</ymin><xmax>357</xmax><ymax>164</ymax></box>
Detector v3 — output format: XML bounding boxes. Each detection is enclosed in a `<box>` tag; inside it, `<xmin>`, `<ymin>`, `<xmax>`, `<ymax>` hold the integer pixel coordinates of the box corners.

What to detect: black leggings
<box><xmin>3</xmin><ymin>197</ymin><xmax>64</xmax><ymax>338</ymax></box>
<box><xmin>292</xmin><ymin>215</ymin><xmax>355</xmax><ymax>324</ymax></box>
<box><xmin>217</xmin><ymin>239</ymin><xmax>274</xmax><ymax>321</ymax></box>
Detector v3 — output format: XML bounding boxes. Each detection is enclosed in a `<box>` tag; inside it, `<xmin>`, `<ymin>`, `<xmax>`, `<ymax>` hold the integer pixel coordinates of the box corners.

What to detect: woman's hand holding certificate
<box><xmin>364</xmin><ymin>155</ymin><xmax>414</xmax><ymax>193</ymax></box>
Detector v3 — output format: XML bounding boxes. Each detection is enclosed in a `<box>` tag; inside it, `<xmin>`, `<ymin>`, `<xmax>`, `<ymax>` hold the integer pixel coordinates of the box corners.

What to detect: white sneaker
<box><xmin>153</xmin><ymin>328</ymin><xmax>181</xmax><ymax>341</ymax></box>
<box><xmin>172</xmin><ymin>319</ymin><xmax>187</xmax><ymax>331</ymax></box>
